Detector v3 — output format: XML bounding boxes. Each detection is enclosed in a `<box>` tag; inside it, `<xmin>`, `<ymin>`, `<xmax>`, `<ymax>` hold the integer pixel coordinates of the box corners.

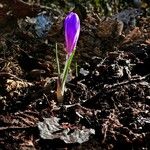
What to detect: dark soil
<box><xmin>0</xmin><ymin>1</ymin><xmax>150</xmax><ymax>150</ymax></box>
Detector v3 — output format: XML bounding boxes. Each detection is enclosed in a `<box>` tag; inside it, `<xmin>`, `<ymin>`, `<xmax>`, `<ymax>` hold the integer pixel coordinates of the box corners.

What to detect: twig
<box><xmin>104</xmin><ymin>74</ymin><xmax>150</xmax><ymax>89</ymax></box>
<box><xmin>0</xmin><ymin>72</ymin><xmax>24</xmax><ymax>81</ymax></box>
<box><xmin>63</xmin><ymin>103</ymin><xmax>93</xmax><ymax>112</ymax></box>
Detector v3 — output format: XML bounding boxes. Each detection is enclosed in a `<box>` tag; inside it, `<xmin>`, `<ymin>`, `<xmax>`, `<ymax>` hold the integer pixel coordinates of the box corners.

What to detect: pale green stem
<box><xmin>55</xmin><ymin>43</ymin><xmax>63</xmax><ymax>103</ymax></box>
<box><xmin>61</xmin><ymin>49</ymin><xmax>75</xmax><ymax>95</ymax></box>
<box><xmin>56</xmin><ymin>47</ymin><xmax>76</xmax><ymax>103</ymax></box>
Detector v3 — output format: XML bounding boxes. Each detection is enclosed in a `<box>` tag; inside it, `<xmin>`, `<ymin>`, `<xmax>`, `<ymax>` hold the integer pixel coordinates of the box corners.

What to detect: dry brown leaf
<box><xmin>0</xmin><ymin>0</ymin><xmax>40</xmax><ymax>18</ymax></box>
<box><xmin>6</xmin><ymin>79</ymin><xmax>33</xmax><ymax>92</ymax></box>
<box><xmin>145</xmin><ymin>39</ymin><xmax>150</xmax><ymax>45</ymax></box>
<box><xmin>97</xmin><ymin>18</ymin><xmax>123</xmax><ymax>38</ymax></box>
<box><xmin>122</xmin><ymin>27</ymin><xmax>141</xmax><ymax>44</ymax></box>
<box><xmin>0</xmin><ymin>0</ymin><xmax>40</xmax><ymax>32</ymax></box>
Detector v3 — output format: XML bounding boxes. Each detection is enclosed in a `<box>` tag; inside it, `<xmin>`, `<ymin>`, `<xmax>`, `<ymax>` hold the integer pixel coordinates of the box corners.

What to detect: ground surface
<box><xmin>0</xmin><ymin>0</ymin><xmax>150</xmax><ymax>150</ymax></box>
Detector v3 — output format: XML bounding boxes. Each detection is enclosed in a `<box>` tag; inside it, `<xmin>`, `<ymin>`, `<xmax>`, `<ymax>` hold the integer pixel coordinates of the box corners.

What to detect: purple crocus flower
<box><xmin>64</xmin><ymin>12</ymin><xmax>80</xmax><ymax>57</ymax></box>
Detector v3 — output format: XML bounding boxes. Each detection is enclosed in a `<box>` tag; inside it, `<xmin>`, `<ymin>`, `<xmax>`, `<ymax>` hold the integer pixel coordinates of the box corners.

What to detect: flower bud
<box><xmin>64</xmin><ymin>12</ymin><xmax>80</xmax><ymax>56</ymax></box>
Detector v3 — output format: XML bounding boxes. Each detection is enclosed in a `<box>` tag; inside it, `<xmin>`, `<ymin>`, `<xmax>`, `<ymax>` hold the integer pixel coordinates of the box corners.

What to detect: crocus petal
<box><xmin>65</xmin><ymin>12</ymin><xmax>80</xmax><ymax>56</ymax></box>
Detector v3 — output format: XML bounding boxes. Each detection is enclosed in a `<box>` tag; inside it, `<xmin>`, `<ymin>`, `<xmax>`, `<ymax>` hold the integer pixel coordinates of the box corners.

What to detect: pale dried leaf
<box><xmin>37</xmin><ymin>117</ymin><xmax>95</xmax><ymax>144</ymax></box>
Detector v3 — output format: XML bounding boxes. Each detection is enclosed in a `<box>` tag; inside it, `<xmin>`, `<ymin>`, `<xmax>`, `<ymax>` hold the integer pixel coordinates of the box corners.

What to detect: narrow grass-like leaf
<box><xmin>55</xmin><ymin>43</ymin><xmax>60</xmax><ymax>75</ymax></box>
<box><xmin>61</xmin><ymin>49</ymin><xmax>75</xmax><ymax>94</ymax></box>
